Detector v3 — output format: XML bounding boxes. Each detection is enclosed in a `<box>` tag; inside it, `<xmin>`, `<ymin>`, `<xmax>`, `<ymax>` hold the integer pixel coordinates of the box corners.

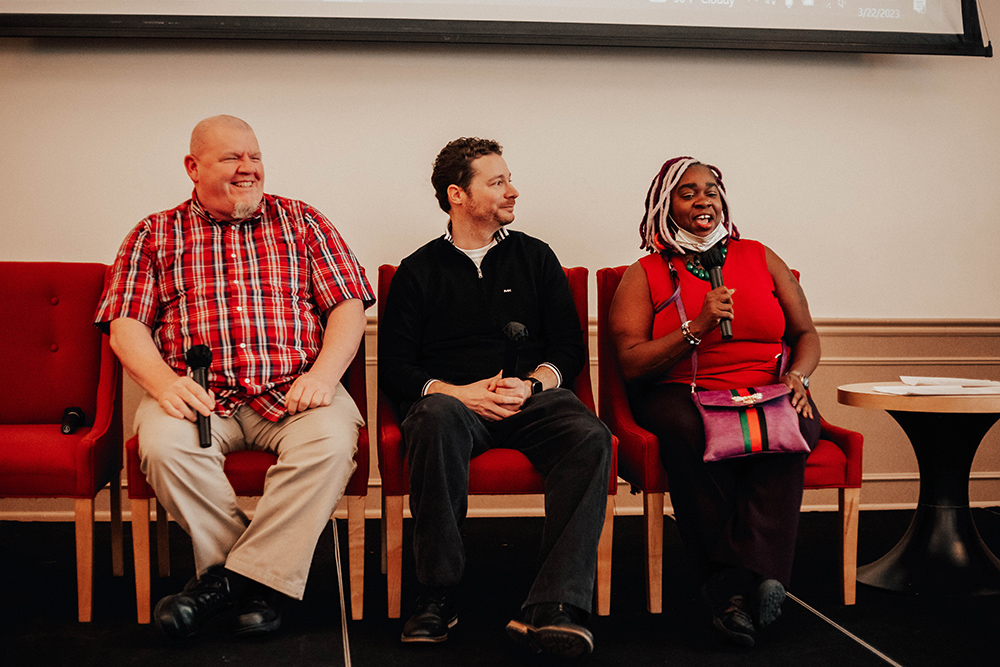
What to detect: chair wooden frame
<box><xmin>376</xmin><ymin>264</ymin><xmax>618</xmax><ymax>618</ymax></box>
<box><xmin>596</xmin><ymin>265</ymin><xmax>863</xmax><ymax>610</ymax></box>
<box><xmin>126</xmin><ymin>341</ymin><xmax>370</xmax><ymax>622</ymax></box>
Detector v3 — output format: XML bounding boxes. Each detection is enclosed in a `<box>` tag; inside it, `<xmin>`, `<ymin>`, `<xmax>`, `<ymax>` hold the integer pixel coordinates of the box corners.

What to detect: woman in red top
<box><xmin>610</xmin><ymin>157</ymin><xmax>821</xmax><ymax>648</ymax></box>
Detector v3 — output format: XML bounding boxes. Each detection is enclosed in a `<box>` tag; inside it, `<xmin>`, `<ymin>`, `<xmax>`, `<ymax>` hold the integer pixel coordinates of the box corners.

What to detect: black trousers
<box><xmin>401</xmin><ymin>388</ymin><xmax>612</xmax><ymax>613</ymax></box>
<box><xmin>630</xmin><ymin>382</ymin><xmax>820</xmax><ymax>587</ymax></box>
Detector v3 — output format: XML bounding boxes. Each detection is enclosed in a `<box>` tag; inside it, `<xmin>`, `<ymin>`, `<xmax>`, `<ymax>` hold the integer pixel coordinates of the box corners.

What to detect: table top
<box><xmin>838</xmin><ymin>382</ymin><xmax>1000</xmax><ymax>414</ymax></box>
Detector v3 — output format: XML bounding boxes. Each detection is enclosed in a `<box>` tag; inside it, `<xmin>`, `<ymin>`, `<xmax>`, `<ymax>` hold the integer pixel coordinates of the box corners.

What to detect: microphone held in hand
<box><xmin>61</xmin><ymin>407</ymin><xmax>84</xmax><ymax>435</ymax></box>
<box><xmin>184</xmin><ymin>344</ymin><xmax>213</xmax><ymax>448</ymax></box>
<box><xmin>700</xmin><ymin>241</ymin><xmax>733</xmax><ymax>340</ymax></box>
<box><xmin>502</xmin><ymin>322</ymin><xmax>529</xmax><ymax>378</ymax></box>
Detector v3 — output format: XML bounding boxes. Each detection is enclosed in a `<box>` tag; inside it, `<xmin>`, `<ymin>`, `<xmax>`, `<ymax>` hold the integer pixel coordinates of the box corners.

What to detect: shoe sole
<box><xmin>534</xmin><ymin>625</ymin><xmax>595</xmax><ymax>659</ymax></box>
<box><xmin>712</xmin><ymin>616</ymin><xmax>755</xmax><ymax>648</ymax></box>
<box><xmin>756</xmin><ymin>581</ymin><xmax>786</xmax><ymax>628</ymax></box>
<box><xmin>233</xmin><ymin>617</ymin><xmax>282</xmax><ymax>637</ymax></box>
<box><xmin>400</xmin><ymin>615</ymin><xmax>458</xmax><ymax>644</ymax></box>
<box><xmin>505</xmin><ymin>619</ymin><xmax>542</xmax><ymax>654</ymax></box>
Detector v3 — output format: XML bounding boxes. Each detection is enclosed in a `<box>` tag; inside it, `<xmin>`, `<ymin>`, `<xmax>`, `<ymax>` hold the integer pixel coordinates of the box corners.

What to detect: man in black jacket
<box><xmin>378</xmin><ymin>137</ymin><xmax>612</xmax><ymax>659</ymax></box>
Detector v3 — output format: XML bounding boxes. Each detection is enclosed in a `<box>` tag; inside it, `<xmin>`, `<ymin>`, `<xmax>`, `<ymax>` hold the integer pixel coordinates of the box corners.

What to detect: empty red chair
<box><xmin>0</xmin><ymin>262</ymin><xmax>124</xmax><ymax>622</ymax></box>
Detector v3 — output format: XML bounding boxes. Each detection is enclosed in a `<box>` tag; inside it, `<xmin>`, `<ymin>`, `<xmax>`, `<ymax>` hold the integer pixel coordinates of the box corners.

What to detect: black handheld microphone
<box><xmin>61</xmin><ymin>407</ymin><xmax>84</xmax><ymax>435</ymax></box>
<box><xmin>502</xmin><ymin>322</ymin><xmax>529</xmax><ymax>378</ymax></box>
<box><xmin>184</xmin><ymin>345</ymin><xmax>213</xmax><ymax>448</ymax></box>
<box><xmin>700</xmin><ymin>242</ymin><xmax>733</xmax><ymax>340</ymax></box>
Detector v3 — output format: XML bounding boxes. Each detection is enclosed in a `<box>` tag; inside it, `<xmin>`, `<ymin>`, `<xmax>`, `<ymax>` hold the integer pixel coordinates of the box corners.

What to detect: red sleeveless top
<box><xmin>639</xmin><ymin>239</ymin><xmax>785</xmax><ymax>390</ymax></box>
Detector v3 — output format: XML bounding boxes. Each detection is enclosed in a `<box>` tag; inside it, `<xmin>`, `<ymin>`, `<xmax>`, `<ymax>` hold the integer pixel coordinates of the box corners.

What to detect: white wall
<box><xmin>2</xmin><ymin>8</ymin><xmax>999</xmax><ymax>321</ymax></box>
<box><xmin>2</xmin><ymin>17</ymin><xmax>999</xmax><ymax>519</ymax></box>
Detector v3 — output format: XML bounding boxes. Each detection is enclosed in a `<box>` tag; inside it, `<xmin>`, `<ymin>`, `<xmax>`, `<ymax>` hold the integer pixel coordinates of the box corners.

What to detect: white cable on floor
<box><xmin>787</xmin><ymin>593</ymin><xmax>904</xmax><ymax>667</ymax></box>
<box><xmin>332</xmin><ymin>518</ymin><xmax>352</xmax><ymax>667</ymax></box>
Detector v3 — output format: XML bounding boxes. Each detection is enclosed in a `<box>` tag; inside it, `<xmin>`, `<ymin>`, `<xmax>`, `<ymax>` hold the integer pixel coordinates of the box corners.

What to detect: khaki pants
<box><xmin>134</xmin><ymin>384</ymin><xmax>362</xmax><ymax>599</ymax></box>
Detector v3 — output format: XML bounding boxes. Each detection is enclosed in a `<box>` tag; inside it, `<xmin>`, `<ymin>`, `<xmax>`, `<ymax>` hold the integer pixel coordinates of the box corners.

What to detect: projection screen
<box><xmin>0</xmin><ymin>0</ymin><xmax>991</xmax><ymax>56</ymax></box>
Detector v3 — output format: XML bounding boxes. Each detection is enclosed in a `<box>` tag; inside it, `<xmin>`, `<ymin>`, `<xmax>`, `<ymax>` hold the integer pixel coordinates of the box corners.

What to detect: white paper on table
<box><xmin>874</xmin><ymin>385</ymin><xmax>1000</xmax><ymax>396</ymax></box>
<box><xmin>900</xmin><ymin>376</ymin><xmax>1000</xmax><ymax>387</ymax></box>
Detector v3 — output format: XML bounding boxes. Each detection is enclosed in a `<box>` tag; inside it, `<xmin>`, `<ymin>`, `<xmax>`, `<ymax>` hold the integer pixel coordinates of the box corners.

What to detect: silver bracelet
<box><xmin>681</xmin><ymin>320</ymin><xmax>701</xmax><ymax>346</ymax></box>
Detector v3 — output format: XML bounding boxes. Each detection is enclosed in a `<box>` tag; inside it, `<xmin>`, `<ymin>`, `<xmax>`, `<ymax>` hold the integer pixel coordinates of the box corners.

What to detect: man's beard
<box><xmin>231</xmin><ymin>198</ymin><xmax>261</xmax><ymax>220</ymax></box>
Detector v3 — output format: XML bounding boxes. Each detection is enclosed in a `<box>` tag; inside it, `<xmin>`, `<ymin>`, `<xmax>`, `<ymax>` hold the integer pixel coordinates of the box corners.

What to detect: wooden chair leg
<box><xmin>644</xmin><ymin>492</ymin><xmax>665</xmax><ymax>614</ymax></box>
<box><xmin>840</xmin><ymin>486</ymin><xmax>861</xmax><ymax>606</ymax></box>
<box><xmin>155</xmin><ymin>499</ymin><xmax>170</xmax><ymax>577</ymax></box>
<box><xmin>131</xmin><ymin>498</ymin><xmax>152</xmax><ymax>623</ymax></box>
<box><xmin>385</xmin><ymin>494</ymin><xmax>404</xmax><ymax>619</ymax></box>
<box><xmin>74</xmin><ymin>498</ymin><xmax>95</xmax><ymax>622</ymax></box>
<box><xmin>347</xmin><ymin>495</ymin><xmax>365</xmax><ymax>620</ymax></box>
<box><xmin>108</xmin><ymin>474</ymin><xmax>125</xmax><ymax>577</ymax></box>
<box><xmin>595</xmin><ymin>497</ymin><xmax>615</xmax><ymax>616</ymax></box>
<box><xmin>380</xmin><ymin>493</ymin><xmax>388</xmax><ymax>576</ymax></box>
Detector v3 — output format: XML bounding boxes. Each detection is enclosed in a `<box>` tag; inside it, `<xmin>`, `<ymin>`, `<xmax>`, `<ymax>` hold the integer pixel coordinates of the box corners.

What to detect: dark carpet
<box><xmin>3</xmin><ymin>507</ymin><xmax>1000</xmax><ymax>666</ymax></box>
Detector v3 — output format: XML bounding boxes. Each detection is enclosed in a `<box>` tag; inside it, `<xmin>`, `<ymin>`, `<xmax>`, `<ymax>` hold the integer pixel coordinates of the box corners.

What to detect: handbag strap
<box><xmin>657</xmin><ymin>254</ymin><xmax>699</xmax><ymax>392</ymax></box>
<box><xmin>660</xmin><ymin>253</ymin><xmax>789</xmax><ymax>393</ymax></box>
<box><xmin>644</xmin><ymin>252</ymin><xmax>682</xmax><ymax>315</ymax></box>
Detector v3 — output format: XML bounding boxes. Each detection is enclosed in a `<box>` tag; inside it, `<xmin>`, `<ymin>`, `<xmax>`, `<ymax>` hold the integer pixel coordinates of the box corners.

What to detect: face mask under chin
<box><xmin>671</xmin><ymin>217</ymin><xmax>728</xmax><ymax>253</ymax></box>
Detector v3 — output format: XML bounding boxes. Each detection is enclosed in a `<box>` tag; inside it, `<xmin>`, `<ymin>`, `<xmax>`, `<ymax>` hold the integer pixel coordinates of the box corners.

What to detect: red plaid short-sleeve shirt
<box><xmin>96</xmin><ymin>193</ymin><xmax>374</xmax><ymax>421</ymax></box>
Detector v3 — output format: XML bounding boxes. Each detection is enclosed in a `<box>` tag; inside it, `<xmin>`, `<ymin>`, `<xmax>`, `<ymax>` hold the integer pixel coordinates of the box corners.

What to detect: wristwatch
<box><xmin>528</xmin><ymin>377</ymin><xmax>544</xmax><ymax>395</ymax></box>
<box><xmin>790</xmin><ymin>371</ymin><xmax>810</xmax><ymax>389</ymax></box>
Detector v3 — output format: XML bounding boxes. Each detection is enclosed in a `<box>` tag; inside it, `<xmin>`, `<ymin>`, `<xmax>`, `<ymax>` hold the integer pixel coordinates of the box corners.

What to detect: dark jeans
<box><xmin>629</xmin><ymin>382</ymin><xmax>820</xmax><ymax>587</ymax></box>
<box><xmin>401</xmin><ymin>388</ymin><xmax>612</xmax><ymax>613</ymax></box>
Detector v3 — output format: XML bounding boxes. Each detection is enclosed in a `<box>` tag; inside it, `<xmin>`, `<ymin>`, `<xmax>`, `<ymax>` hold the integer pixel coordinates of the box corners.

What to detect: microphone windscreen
<box><xmin>700</xmin><ymin>242</ymin><xmax>727</xmax><ymax>270</ymax></box>
<box><xmin>185</xmin><ymin>344</ymin><xmax>213</xmax><ymax>369</ymax></box>
<box><xmin>503</xmin><ymin>321</ymin><xmax>528</xmax><ymax>344</ymax></box>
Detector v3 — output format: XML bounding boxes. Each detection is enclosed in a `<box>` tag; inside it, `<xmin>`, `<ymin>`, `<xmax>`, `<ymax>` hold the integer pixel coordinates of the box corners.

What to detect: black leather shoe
<box><xmin>712</xmin><ymin>595</ymin><xmax>756</xmax><ymax>648</ymax></box>
<box><xmin>754</xmin><ymin>579</ymin><xmax>785</xmax><ymax>629</ymax></box>
<box><xmin>234</xmin><ymin>586</ymin><xmax>283</xmax><ymax>637</ymax></box>
<box><xmin>154</xmin><ymin>565</ymin><xmax>235</xmax><ymax>640</ymax></box>
<box><xmin>401</xmin><ymin>591</ymin><xmax>457</xmax><ymax>644</ymax></box>
<box><xmin>506</xmin><ymin>602</ymin><xmax>594</xmax><ymax>659</ymax></box>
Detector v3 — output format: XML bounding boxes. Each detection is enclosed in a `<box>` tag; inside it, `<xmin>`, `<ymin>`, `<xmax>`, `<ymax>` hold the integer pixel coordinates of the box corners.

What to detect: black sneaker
<box><xmin>154</xmin><ymin>565</ymin><xmax>236</xmax><ymax>640</ymax></box>
<box><xmin>712</xmin><ymin>594</ymin><xmax>756</xmax><ymax>648</ymax></box>
<box><xmin>506</xmin><ymin>602</ymin><xmax>594</xmax><ymax>659</ymax></box>
<box><xmin>401</xmin><ymin>591</ymin><xmax>458</xmax><ymax>644</ymax></box>
<box><xmin>234</xmin><ymin>584</ymin><xmax>283</xmax><ymax>637</ymax></box>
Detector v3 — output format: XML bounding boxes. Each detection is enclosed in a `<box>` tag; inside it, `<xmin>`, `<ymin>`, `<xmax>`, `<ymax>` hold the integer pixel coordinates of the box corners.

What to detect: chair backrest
<box><xmin>0</xmin><ymin>262</ymin><xmax>109</xmax><ymax>425</ymax></box>
<box><xmin>376</xmin><ymin>264</ymin><xmax>395</xmax><ymax>320</ymax></box>
<box><xmin>377</xmin><ymin>264</ymin><xmax>594</xmax><ymax>409</ymax></box>
<box><xmin>562</xmin><ymin>266</ymin><xmax>595</xmax><ymax>411</ymax></box>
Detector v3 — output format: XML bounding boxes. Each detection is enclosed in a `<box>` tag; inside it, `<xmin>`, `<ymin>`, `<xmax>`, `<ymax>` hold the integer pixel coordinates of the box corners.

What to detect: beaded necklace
<box><xmin>684</xmin><ymin>245</ymin><xmax>727</xmax><ymax>281</ymax></box>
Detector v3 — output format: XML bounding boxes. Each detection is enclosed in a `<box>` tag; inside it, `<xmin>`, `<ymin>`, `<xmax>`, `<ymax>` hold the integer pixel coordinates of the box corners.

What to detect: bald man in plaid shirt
<box><xmin>96</xmin><ymin>115</ymin><xmax>374</xmax><ymax>640</ymax></box>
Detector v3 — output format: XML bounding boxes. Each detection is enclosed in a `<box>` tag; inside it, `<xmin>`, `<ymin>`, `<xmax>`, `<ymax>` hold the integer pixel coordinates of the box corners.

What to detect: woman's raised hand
<box><xmin>693</xmin><ymin>286</ymin><xmax>736</xmax><ymax>335</ymax></box>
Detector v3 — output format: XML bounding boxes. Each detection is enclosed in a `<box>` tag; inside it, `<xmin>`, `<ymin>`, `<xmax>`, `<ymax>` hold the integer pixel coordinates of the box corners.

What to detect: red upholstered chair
<box><xmin>377</xmin><ymin>265</ymin><xmax>618</xmax><ymax>618</ymax></box>
<box><xmin>0</xmin><ymin>262</ymin><xmax>124</xmax><ymax>622</ymax></box>
<box><xmin>126</xmin><ymin>340</ymin><xmax>370</xmax><ymax>622</ymax></box>
<box><xmin>596</xmin><ymin>265</ymin><xmax>863</xmax><ymax>610</ymax></box>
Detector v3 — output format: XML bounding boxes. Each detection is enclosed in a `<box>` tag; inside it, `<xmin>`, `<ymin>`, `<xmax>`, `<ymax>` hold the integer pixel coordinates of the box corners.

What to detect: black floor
<box><xmin>4</xmin><ymin>508</ymin><xmax>1000</xmax><ymax>666</ymax></box>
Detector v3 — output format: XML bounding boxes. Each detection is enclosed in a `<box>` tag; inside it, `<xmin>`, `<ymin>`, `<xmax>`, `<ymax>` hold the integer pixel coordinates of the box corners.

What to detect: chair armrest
<box><xmin>607</xmin><ymin>410</ymin><xmax>667</xmax><ymax>494</ymax></box>
<box><xmin>599</xmin><ymin>349</ymin><xmax>665</xmax><ymax>492</ymax></box>
<box><xmin>377</xmin><ymin>391</ymin><xmax>409</xmax><ymax>495</ymax></box>
<box><xmin>819</xmin><ymin>417</ymin><xmax>864</xmax><ymax>488</ymax></box>
<box><xmin>74</xmin><ymin>332</ymin><xmax>123</xmax><ymax>497</ymax></box>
